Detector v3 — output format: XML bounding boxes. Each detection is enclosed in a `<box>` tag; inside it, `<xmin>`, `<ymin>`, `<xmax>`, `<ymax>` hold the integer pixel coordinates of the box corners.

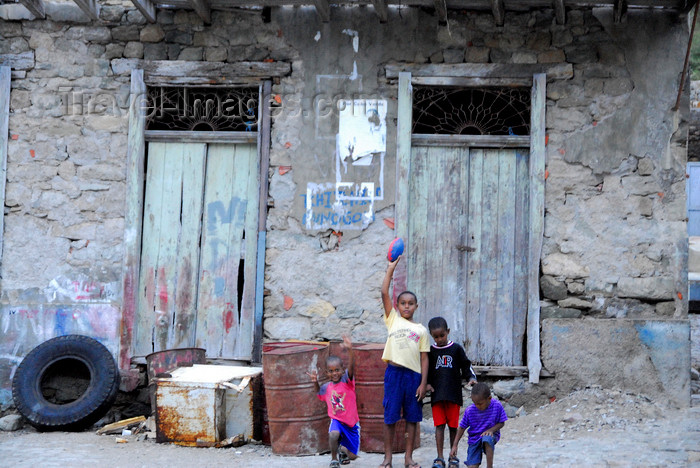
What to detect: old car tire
<box><xmin>12</xmin><ymin>335</ymin><xmax>119</xmax><ymax>431</ymax></box>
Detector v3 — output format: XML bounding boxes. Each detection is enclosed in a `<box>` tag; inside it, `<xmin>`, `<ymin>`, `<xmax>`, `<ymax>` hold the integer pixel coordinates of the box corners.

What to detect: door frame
<box><xmin>392</xmin><ymin>64</ymin><xmax>554</xmax><ymax>383</ymax></box>
<box><xmin>121</xmin><ymin>62</ymin><xmax>285</xmax><ymax>375</ymax></box>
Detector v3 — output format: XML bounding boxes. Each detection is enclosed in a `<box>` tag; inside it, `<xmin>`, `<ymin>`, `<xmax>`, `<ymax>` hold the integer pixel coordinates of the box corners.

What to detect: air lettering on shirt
<box><xmin>435</xmin><ymin>355</ymin><xmax>453</xmax><ymax>369</ymax></box>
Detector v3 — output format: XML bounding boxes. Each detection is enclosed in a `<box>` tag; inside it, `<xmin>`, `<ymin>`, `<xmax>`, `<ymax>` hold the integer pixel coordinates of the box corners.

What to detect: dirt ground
<box><xmin>1</xmin><ymin>386</ymin><xmax>699</xmax><ymax>468</ymax></box>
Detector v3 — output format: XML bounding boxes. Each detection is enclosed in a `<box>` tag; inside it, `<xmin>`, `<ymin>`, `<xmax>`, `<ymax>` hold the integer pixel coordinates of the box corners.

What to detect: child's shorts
<box><xmin>466</xmin><ymin>434</ymin><xmax>497</xmax><ymax>466</ymax></box>
<box><xmin>431</xmin><ymin>401</ymin><xmax>460</xmax><ymax>428</ymax></box>
<box><xmin>383</xmin><ymin>364</ymin><xmax>423</xmax><ymax>424</ymax></box>
<box><xmin>329</xmin><ymin>419</ymin><xmax>360</xmax><ymax>455</ymax></box>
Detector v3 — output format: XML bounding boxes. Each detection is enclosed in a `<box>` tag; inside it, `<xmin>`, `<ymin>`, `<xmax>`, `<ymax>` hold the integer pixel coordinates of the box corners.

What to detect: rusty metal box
<box><xmin>154</xmin><ymin>364</ymin><xmax>263</xmax><ymax>446</ymax></box>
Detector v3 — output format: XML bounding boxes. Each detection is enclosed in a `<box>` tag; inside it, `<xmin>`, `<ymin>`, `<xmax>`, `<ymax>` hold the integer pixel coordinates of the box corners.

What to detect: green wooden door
<box><xmin>134</xmin><ymin>142</ymin><xmax>259</xmax><ymax>359</ymax></box>
<box><xmin>408</xmin><ymin>145</ymin><xmax>529</xmax><ymax>366</ymax></box>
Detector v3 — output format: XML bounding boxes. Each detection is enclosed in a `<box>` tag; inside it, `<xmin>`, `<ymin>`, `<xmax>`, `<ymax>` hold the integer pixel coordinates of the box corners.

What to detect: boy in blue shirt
<box><xmin>449</xmin><ymin>383</ymin><xmax>507</xmax><ymax>468</ymax></box>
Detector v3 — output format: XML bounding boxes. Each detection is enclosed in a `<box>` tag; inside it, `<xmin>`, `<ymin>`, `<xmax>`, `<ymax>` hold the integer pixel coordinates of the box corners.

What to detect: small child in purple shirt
<box><xmin>449</xmin><ymin>383</ymin><xmax>507</xmax><ymax>468</ymax></box>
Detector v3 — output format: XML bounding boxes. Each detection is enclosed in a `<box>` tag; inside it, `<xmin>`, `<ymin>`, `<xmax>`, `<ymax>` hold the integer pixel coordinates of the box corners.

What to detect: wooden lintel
<box><xmin>553</xmin><ymin>0</ymin><xmax>566</xmax><ymax>23</ymax></box>
<box><xmin>72</xmin><ymin>0</ymin><xmax>100</xmax><ymax>20</ymax></box>
<box><xmin>18</xmin><ymin>0</ymin><xmax>45</xmax><ymax>19</ymax></box>
<box><xmin>473</xmin><ymin>365</ymin><xmax>554</xmax><ymax>378</ymax></box>
<box><xmin>433</xmin><ymin>0</ymin><xmax>448</xmax><ymax>23</ymax></box>
<box><xmin>313</xmin><ymin>0</ymin><xmax>331</xmax><ymax>22</ymax></box>
<box><xmin>613</xmin><ymin>0</ymin><xmax>628</xmax><ymax>22</ymax></box>
<box><xmin>0</xmin><ymin>51</ymin><xmax>35</xmax><ymax>71</ymax></box>
<box><xmin>111</xmin><ymin>58</ymin><xmax>291</xmax><ymax>79</ymax></box>
<box><xmin>413</xmin><ymin>134</ymin><xmax>530</xmax><ymax>147</ymax></box>
<box><xmin>370</xmin><ymin>0</ymin><xmax>389</xmax><ymax>22</ymax></box>
<box><xmin>491</xmin><ymin>0</ymin><xmax>505</xmax><ymax>25</ymax></box>
<box><xmin>130</xmin><ymin>0</ymin><xmax>157</xmax><ymax>23</ymax></box>
<box><xmin>187</xmin><ymin>0</ymin><xmax>212</xmax><ymax>24</ymax></box>
<box><xmin>386</xmin><ymin>62</ymin><xmax>573</xmax><ymax>81</ymax></box>
<box><xmin>145</xmin><ymin>130</ymin><xmax>258</xmax><ymax>143</ymax></box>
<box><xmin>411</xmin><ymin>76</ymin><xmax>533</xmax><ymax>87</ymax></box>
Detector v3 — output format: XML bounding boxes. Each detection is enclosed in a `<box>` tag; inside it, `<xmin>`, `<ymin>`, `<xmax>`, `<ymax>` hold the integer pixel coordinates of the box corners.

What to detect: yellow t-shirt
<box><xmin>381</xmin><ymin>308</ymin><xmax>430</xmax><ymax>374</ymax></box>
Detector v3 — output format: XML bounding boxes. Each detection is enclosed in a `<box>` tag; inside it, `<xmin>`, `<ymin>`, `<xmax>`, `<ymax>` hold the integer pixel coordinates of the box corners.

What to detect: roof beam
<box><xmin>18</xmin><ymin>0</ymin><xmax>45</xmax><ymax>19</ymax></box>
<box><xmin>131</xmin><ymin>0</ymin><xmax>157</xmax><ymax>23</ymax></box>
<box><xmin>313</xmin><ymin>0</ymin><xmax>330</xmax><ymax>22</ymax></box>
<box><xmin>370</xmin><ymin>0</ymin><xmax>389</xmax><ymax>22</ymax></box>
<box><xmin>491</xmin><ymin>0</ymin><xmax>504</xmax><ymax>25</ymax></box>
<box><xmin>73</xmin><ymin>0</ymin><xmax>100</xmax><ymax>20</ymax></box>
<box><xmin>187</xmin><ymin>0</ymin><xmax>212</xmax><ymax>23</ymax></box>
<box><xmin>613</xmin><ymin>0</ymin><xmax>627</xmax><ymax>22</ymax></box>
<box><xmin>434</xmin><ymin>0</ymin><xmax>448</xmax><ymax>23</ymax></box>
<box><xmin>553</xmin><ymin>0</ymin><xmax>565</xmax><ymax>23</ymax></box>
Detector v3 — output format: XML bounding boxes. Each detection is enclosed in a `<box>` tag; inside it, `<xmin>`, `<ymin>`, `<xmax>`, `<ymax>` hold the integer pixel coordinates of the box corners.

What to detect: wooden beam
<box><xmin>613</xmin><ymin>0</ymin><xmax>627</xmax><ymax>22</ymax></box>
<box><xmin>0</xmin><ymin>67</ymin><xmax>10</xmax><ymax>267</ymax></box>
<box><xmin>18</xmin><ymin>0</ymin><xmax>45</xmax><ymax>19</ymax></box>
<box><xmin>473</xmin><ymin>365</ymin><xmax>554</xmax><ymax>378</ymax></box>
<box><xmin>370</xmin><ymin>0</ymin><xmax>389</xmax><ymax>22</ymax></box>
<box><xmin>434</xmin><ymin>0</ymin><xmax>448</xmax><ymax>23</ymax></box>
<box><xmin>527</xmin><ymin>73</ymin><xmax>546</xmax><ymax>384</ymax></box>
<box><xmin>0</xmin><ymin>51</ymin><xmax>35</xmax><ymax>71</ymax></box>
<box><xmin>187</xmin><ymin>0</ymin><xmax>211</xmax><ymax>23</ymax></box>
<box><xmin>412</xmin><ymin>134</ymin><xmax>530</xmax><ymax>147</ymax></box>
<box><xmin>73</xmin><ymin>0</ymin><xmax>100</xmax><ymax>20</ymax></box>
<box><xmin>394</xmin><ymin>72</ymin><xmax>412</xmax><ymax>299</ymax></box>
<box><xmin>386</xmin><ymin>62</ymin><xmax>573</xmax><ymax>81</ymax></box>
<box><xmin>412</xmin><ymin>76</ymin><xmax>533</xmax><ymax>87</ymax></box>
<box><xmin>313</xmin><ymin>0</ymin><xmax>330</xmax><ymax>22</ymax></box>
<box><xmin>145</xmin><ymin>130</ymin><xmax>257</xmax><ymax>143</ymax></box>
<box><xmin>553</xmin><ymin>0</ymin><xmax>566</xmax><ymax>23</ymax></box>
<box><xmin>491</xmin><ymin>0</ymin><xmax>505</xmax><ymax>25</ymax></box>
<box><xmin>111</xmin><ymin>59</ymin><xmax>291</xmax><ymax>79</ymax></box>
<box><xmin>130</xmin><ymin>0</ymin><xmax>157</xmax><ymax>23</ymax></box>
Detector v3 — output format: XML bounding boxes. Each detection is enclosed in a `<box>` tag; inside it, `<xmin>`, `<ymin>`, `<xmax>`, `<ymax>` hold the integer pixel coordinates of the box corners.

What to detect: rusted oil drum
<box><xmin>262</xmin><ymin>343</ymin><xmax>330</xmax><ymax>455</ymax></box>
<box><xmin>354</xmin><ymin>343</ymin><xmax>420</xmax><ymax>453</ymax></box>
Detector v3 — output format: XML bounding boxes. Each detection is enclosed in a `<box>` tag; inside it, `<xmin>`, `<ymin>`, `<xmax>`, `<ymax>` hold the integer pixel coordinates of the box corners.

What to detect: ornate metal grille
<box><xmin>145</xmin><ymin>86</ymin><xmax>258</xmax><ymax>132</ymax></box>
<box><xmin>412</xmin><ymin>87</ymin><xmax>530</xmax><ymax>136</ymax></box>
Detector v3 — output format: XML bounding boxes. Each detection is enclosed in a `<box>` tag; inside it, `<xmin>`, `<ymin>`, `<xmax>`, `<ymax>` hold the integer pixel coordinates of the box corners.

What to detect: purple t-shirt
<box><xmin>458</xmin><ymin>398</ymin><xmax>508</xmax><ymax>445</ymax></box>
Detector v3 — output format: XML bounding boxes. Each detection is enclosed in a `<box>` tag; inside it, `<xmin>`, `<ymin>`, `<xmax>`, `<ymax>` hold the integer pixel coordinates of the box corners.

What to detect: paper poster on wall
<box><xmin>337</xmin><ymin>99</ymin><xmax>387</xmax><ymax>166</ymax></box>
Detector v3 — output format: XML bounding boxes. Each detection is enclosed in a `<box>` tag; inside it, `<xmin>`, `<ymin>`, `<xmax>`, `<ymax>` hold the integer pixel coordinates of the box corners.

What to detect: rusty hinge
<box><xmin>456</xmin><ymin>245</ymin><xmax>476</xmax><ymax>252</ymax></box>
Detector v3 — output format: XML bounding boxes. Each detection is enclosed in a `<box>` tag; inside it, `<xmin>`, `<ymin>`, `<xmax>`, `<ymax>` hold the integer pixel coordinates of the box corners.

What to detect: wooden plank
<box><xmin>434</xmin><ymin>0</ymin><xmax>448</xmax><ymax>22</ymax></box>
<box><xmin>187</xmin><ymin>0</ymin><xmax>212</xmax><ymax>23</ymax></box>
<box><xmin>130</xmin><ymin>0</ymin><xmax>157</xmax><ymax>22</ymax></box>
<box><xmin>454</xmin><ymin>147</ymin><xmax>470</xmax><ymax>347</ymax></box>
<box><xmin>491</xmin><ymin>0</ymin><xmax>505</xmax><ymax>25</ymax></box>
<box><xmin>466</xmin><ymin>148</ymin><xmax>483</xmax><ymax>362</ymax></box>
<box><xmin>553</xmin><ymin>0</ymin><xmax>566</xmax><ymax>23</ymax></box>
<box><xmin>394</xmin><ymin>72</ymin><xmax>413</xmax><ymax>297</ymax></box>
<box><xmin>172</xmin><ymin>144</ymin><xmax>207</xmax><ymax>348</ymax></box>
<box><xmin>412</xmin><ymin>134</ymin><xmax>530</xmax><ymax>148</ymax></box>
<box><xmin>527</xmin><ymin>73</ymin><xmax>546</xmax><ymax>383</ymax></box>
<box><xmin>253</xmin><ymin>81</ymin><xmax>271</xmax><ymax>363</ymax></box>
<box><xmin>145</xmin><ymin>130</ymin><xmax>257</xmax><ymax>143</ymax></box>
<box><xmin>0</xmin><ymin>68</ymin><xmax>9</xmax><ymax>267</ymax></box>
<box><xmin>122</xmin><ymin>69</ymin><xmax>147</xmax><ymax>365</ymax></box>
<box><xmin>72</xmin><ymin>0</ymin><xmax>100</xmax><ymax>20</ymax></box>
<box><xmin>18</xmin><ymin>0</ymin><xmax>45</xmax><ymax>18</ymax></box>
<box><xmin>412</xmin><ymin>76</ymin><xmax>533</xmax><ymax>87</ymax></box>
<box><xmin>0</xmin><ymin>51</ymin><xmax>35</xmax><ymax>71</ymax></box>
<box><xmin>96</xmin><ymin>416</ymin><xmax>147</xmax><ymax>435</ymax></box>
<box><xmin>479</xmin><ymin>150</ymin><xmax>500</xmax><ymax>364</ymax></box>
<box><xmin>386</xmin><ymin>62</ymin><xmax>573</xmax><ymax>81</ymax></box>
<box><xmin>407</xmin><ymin>146</ymin><xmax>429</xmax><ymax>321</ymax></box>
<box><xmin>313</xmin><ymin>0</ymin><xmax>331</xmax><ymax>21</ymax></box>
<box><xmin>512</xmin><ymin>149</ymin><xmax>529</xmax><ymax>366</ymax></box>
<box><xmin>370</xmin><ymin>0</ymin><xmax>389</xmax><ymax>22</ymax></box>
<box><xmin>473</xmin><ymin>365</ymin><xmax>553</xmax><ymax>377</ymax></box>
<box><xmin>495</xmin><ymin>149</ymin><xmax>516</xmax><ymax>365</ymax></box>
<box><xmin>111</xmin><ymin>59</ymin><xmax>291</xmax><ymax>78</ymax></box>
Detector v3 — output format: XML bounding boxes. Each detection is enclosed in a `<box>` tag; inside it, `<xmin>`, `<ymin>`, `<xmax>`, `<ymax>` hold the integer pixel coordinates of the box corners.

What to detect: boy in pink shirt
<box><xmin>310</xmin><ymin>335</ymin><xmax>360</xmax><ymax>467</ymax></box>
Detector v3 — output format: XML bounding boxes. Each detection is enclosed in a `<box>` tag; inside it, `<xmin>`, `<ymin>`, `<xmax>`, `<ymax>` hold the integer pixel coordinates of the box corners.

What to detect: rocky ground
<box><xmin>1</xmin><ymin>385</ymin><xmax>699</xmax><ymax>468</ymax></box>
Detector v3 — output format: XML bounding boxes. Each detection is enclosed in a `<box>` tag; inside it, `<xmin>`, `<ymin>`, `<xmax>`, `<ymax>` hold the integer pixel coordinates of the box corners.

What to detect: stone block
<box><xmin>655</xmin><ymin>301</ymin><xmax>676</xmax><ymax>317</ymax></box>
<box><xmin>205</xmin><ymin>47</ymin><xmax>227</xmax><ymax>62</ymax></box>
<box><xmin>99</xmin><ymin>5</ymin><xmax>124</xmax><ymax>22</ymax></box>
<box><xmin>45</xmin><ymin>2</ymin><xmax>91</xmax><ymax>23</ymax></box>
<box><xmin>111</xmin><ymin>25</ymin><xmax>140</xmax><ymax>42</ymax></box>
<box><xmin>541</xmin><ymin>319</ymin><xmax>690</xmax><ymax>407</ymax></box>
<box><xmin>465</xmin><ymin>47</ymin><xmax>489</xmax><ymax>63</ymax></box>
<box><xmin>178</xmin><ymin>47</ymin><xmax>203</xmax><ymax>61</ymax></box>
<box><xmin>144</xmin><ymin>43</ymin><xmax>167</xmax><ymax>61</ymax></box>
<box><xmin>263</xmin><ymin>316</ymin><xmax>312</xmax><ymax>341</ymax></box>
<box><xmin>512</xmin><ymin>51</ymin><xmax>537</xmax><ymax>64</ymax></box>
<box><xmin>299</xmin><ymin>300</ymin><xmax>334</xmax><ymax>318</ymax></box>
<box><xmin>493</xmin><ymin>378</ymin><xmax>526</xmax><ymax>399</ymax></box>
<box><xmin>617</xmin><ymin>277</ymin><xmax>675</xmax><ymax>300</ymax></box>
<box><xmin>537</xmin><ymin>49</ymin><xmax>565</xmax><ymax>63</ymax></box>
<box><xmin>0</xmin><ymin>414</ymin><xmax>23</xmax><ymax>431</ymax></box>
<box><xmin>104</xmin><ymin>44</ymin><xmax>125</xmax><ymax>60</ymax></box>
<box><xmin>335</xmin><ymin>303</ymin><xmax>364</xmax><ymax>319</ymax></box>
<box><xmin>540</xmin><ymin>307</ymin><xmax>581</xmax><ymax>319</ymax></box>
<box><xmin>140</xmin><ymin>24</ymin><xmax>165</xmax><ymax>43</ymax></box>
<box><xmin>542</xmin><ymin>253</ymin><xmax>590</xmax><ymax>279</ymax></box>
<box><xmin>604</xmin><ymin>78</ymin><xmax>634</xmax><ymax>96</ymax></box>
<box><xmin>540</xmin><ymin>275</ymin><xmax>568</xmax><ymax>301</ymax></box>
<box><xmin>557</xmin><ymin>297</ymin><xmax>593</xmax><ymax>310</ymax></box>
<box><xmin>126</xmin><ymin>9</ymin><xmax>147</xmax><ymax>25</ymax></box>
<box><xmin>164</xmin><ymin>30</ymin><xmax>193</xmax><ymax>46</ymax></box>
<box><xmin>637</xmin><ymin>157</ymin><xmax>654</xmax><ymax>176</ymax></box>
<box><xmin>123</xmin><ymin>42</ymin><xmax>144</xmax><ymax>59</ymax></box>
<box><xmin>443</xmin><ymin>49</ymin><xmax>464</xmax><ymax>63</ymax></box>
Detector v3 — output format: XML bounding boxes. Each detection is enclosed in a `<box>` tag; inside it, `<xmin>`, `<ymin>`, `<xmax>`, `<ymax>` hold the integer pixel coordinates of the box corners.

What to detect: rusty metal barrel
<box><xmin>262</xmin><ymin>343</ymin><xmax>330</xmax><ymax>455</ymax></box>
<box><xmin>354</xmin><ymin>343</ymin><xmax>420</xmax><ymax>453</ymax></box>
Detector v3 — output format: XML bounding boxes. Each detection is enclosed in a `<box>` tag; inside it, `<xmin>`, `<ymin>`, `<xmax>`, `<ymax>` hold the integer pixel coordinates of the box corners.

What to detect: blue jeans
<box><xmin>465</xmin><ymin>434</ymin><xmax>497</xmax><ymax>466</ymax></box>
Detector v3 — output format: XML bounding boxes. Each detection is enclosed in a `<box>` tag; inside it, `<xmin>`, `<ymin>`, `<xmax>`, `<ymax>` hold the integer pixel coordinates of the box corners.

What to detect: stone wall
<box><xmin>0</xmin><ymin>3</ymin><xmax>690</xmax><ymax>405</ymax></box>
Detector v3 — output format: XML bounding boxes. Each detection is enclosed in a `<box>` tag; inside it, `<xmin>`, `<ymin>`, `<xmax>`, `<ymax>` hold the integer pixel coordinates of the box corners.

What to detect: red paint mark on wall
<box><xmin>545</xmin><ymin>169</ymin><xmax>549</xmax><ymax>180</ymax></box>
<box><xmin>284</xmin><ymin>142</ymin><xmax>292</xmax><ymax>149</ymax></box>
<box><xmin>558</xmin><ymin>148</ymin><xmax>565</xmax><ymax>155</ymax></box>
<box><xmin>29</xmin><ymin>149</ymin><xmax>35</xmax><ymax>158</ymax></box>
<box><xmin>283</xmin><ymin>295</ymin><xmax>294</xmax><ymax>311</ymax></box>
<box><xmin>274</xmin><ymin>94</ymin><xmax>282</xmax><ymax>104</ymax></box>
<box><xmin>678</xmin><ymin>292</ymin><xmax>683</xmax><ymax>300</ymax></box>
<box><xmin>158</xmin><ymin>267</ymin><xmax>168</xmax><ymax>312</ymax></box>
<box><xmin>544</xmin><ymin>134</ymin><xmax>549</xmax><ymax>146</ymax></box>
<box><xmin>11</xmin><ymin>134</ymin><xmax>18</xmax><ymax>140</ymax></box>
<box><xmin>383</xmin><ymin>218</ymin><xmax>395</xmax><ymax>229</ymax></box>
<box><xmin>279</xmin><ymin>166</ymin><xmax>292</xmax><ymax>175</ymax></box>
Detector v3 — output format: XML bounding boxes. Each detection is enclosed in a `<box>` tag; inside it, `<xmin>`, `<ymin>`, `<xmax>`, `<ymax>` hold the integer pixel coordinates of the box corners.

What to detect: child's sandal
<box><xmin>448</xmin><ymin>456</ymin><xmax>460</xmax><ymax>467</ymax></box>
<box><xmin>330</xmin><ymin>461</ymin><xmax>341</xmax><ymax>468</ymax></box>
<box><xmin>431</xmin><ymin>458</ymin><xmax>446</xmax><ymax>468</ymax></box>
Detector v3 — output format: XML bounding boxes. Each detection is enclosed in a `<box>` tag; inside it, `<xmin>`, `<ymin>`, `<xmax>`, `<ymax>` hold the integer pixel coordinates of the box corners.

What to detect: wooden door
<box><xmin>134</xmin><ymin>142</ymin><xmax>259</xmax><ymax>359</ymax></box>
<box><xmin>408</xmin><ymin>145</ymin><xmax>529</xmax><ymax>366</ymax></box>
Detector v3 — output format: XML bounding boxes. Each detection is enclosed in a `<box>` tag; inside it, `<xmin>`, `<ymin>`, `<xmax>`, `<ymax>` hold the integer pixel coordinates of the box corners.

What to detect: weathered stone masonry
<box><xmin>0</xmin><ymin>3</ymin><xmax>691</xmax><ymax>407</ymax></box>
